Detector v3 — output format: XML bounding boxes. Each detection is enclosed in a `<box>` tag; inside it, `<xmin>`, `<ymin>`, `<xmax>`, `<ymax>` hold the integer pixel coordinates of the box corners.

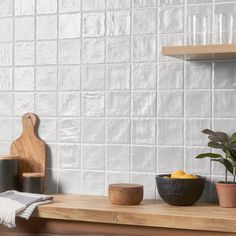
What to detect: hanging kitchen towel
<box><xmin>0</xmin><ymin>190</ymin><xmax>53</xmax><ymax>228</ymax></box>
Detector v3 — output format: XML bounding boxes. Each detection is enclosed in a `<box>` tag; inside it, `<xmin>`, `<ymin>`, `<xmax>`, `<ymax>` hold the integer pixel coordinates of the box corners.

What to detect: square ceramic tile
<box><xmin>81</xmin><ymin>118</ymin><xmax>104</xmax><ymax>143</ymax></box>
<box><xmin>159</xmin><ymin>6</ymin><xmax>184</xmax><ymax>33</ymax></box>
<box><xmin>106</xmin><ymin>118</ymin><xmax>131</xmax><ymax>144</ymax></box>
<box><xmin>0</xmin><ymin>0</ymin><xmax>12</xmax><ymax>16</ymax></box>
<box><xmin>0</xmin><ymin>18</ymin><xmax>12</xmax><ymax>42</ymax></box>
<box><xmin>107</xmin><ymin>37</ymin><xmax>130</xmax><ymax>63</ymax></box>
<box><xmin>132</xmin><ymin>119</ymin><xmax>156</xmax><ymax>145</ymax></box>
<box><xmin>0</xmin><ymin>68</ymin><xmax>12</xmax><ymax>91</ymax></box>
<box><xmin>0</xmin><ymin>143</ymin><xmax>11</xmax><ymax>155</ymax></box>
<box><xmin>0</xmin><ymin>118</ymin><xmax>12</xmax><ymax>141</ymax></box>
<box><xmin>82</xmin><ymin>13</ymin><xmax>105</xmax><ymax>37</ymax></box>
<box><xmin>36</xmin><ymin>66</ymin><xmax>57</xmax><ymax>90</ymax></box>
<box><xmin>35</xmin><ymin>92</ymin><xmax>57</xmax><ymax>116</ymax></box>
<box><xmin>132</xmin><ymin>91</ymin><xmax>156</xmax><ymax>117</ymax></box>
<box><xmin>15</xmin><ymin>0</ymin><xmax>33</xmax><ymax>16</ymax></box>
<box><xmin>82</xmin><ymin>145</ymin><xmax>105</xmax><ymax>170</ymax></box>
<box><xmin>82</xmin><ymin>171</ymin><xmax>105</xmax><ymax>195</ymax></box>
<box><xmin>158</xmin><ymin>147</ymin><xmax>184</xmax><ymax>173</ymax></box>
<box><xmin>185</xmin><ymin>147</ymin><xmax>211</xmax><ymax>175</ymax></box>
<box><xmin>37</xmin><ymin>0</ymin><xmax>57</xmax><ymax>14</ymax></box>
<box><xmin>186</xmin><ymin>62</ymin><xmax>212</xmax><ymax>89</ymax></box>
<box><xmin>58</xmin><ymin>118</ymin><xmax>80</xmax><ymax>143</ymax></box>
<box><xmin>132</xmin><ymin>63</ymin><xmax>156</xmax><ymax>90</ymax></box>
<box><xmin>59</xmin><ymin>13</ymin><xmax>81</xmax><ymax>39</ymax></box>
<box><xmin>37</xmin><ymin>41</ymin><xmax>57</xmax><ymax>65</ymax></box>
<box><xmin>82</xmin><ymin>92</ymin><xmax>105</xmax><ymax>116</ymax></box>
<box><xmin>82</xmin><ymin>0</ymin><xmax>105</xmax><ymax>11</ymax></box>
<box><xmin>15</xmin><ymin>42</ymin><xmax>34</xmax><ymax>66</ymax></box>
<box><xmin>82</xmin><ymin>38</ymin><xmax>105</xmax><ymax>63</ymax></box>
<box><xmin>158</xmin><ymin>62</ymin><xmax>183</xmax><ymax>89</ymax></box>
<box><xmin>106</xmin><ymin>145</ymin><xmax>130</xmax><ymax>171</ymax></box>
<box><xmin>82</xmin><ymin>64</ymin><xmax>105</xmax><ymax>90</ymax></box>
<box><xmin>38</xmin><ymin>118</ymin><xmax>57</xmax><ymax>142</ymax></box>
<box><xmin>185</xmin><ymin>91</ymin><xmax>212</xmax><ymax>118</ymax></box>
<box><xmin>14</xmin><ymin>67</ymin><xmax>34</xmax><ymax>91</ymax></box>
<box><xmin>132</xmin><ymin>146</ymin><xmax>156</xmax><ymax>172</ymax></box>
<box><xmin>158</xmin><ymin>119</ymin><xmax>184</xmax><ymax>146</ymax></box>
<box><xmin>133</xmin><ymin>0</ymin><xmax>156</xmax><ymax>7</ymax></box>
<box><xmin>131</xmin><ymin>173</ymin><xmax>156</xmax><ymax>199</ymax></box>
<box><xmin>58</xmin><ymin>39</ymin><xmax>81</xmax><ymax>64</ymax></box>
<box><xmin>59</xmin><ymin>0</ymin><xmax>81</xmax><ymax>12</ymax></box>
<box><xmin>214</xmin><ymin>61</ymin><xmax>236</xmax><ymax>89</ymax></box>
<box><xmin>185</xmin><ymin>119</ymin><xmax>212</xmax><ymax>146</ymax></box>
<box><xmin>37</xmin><ymin>15</ymin><xmax>57</xmax><ymax>40</ymax></box>
<box><xmin>107</xmin><ymin>0</ymin><xmax>130</xmax><ymax>9</ymax></box>
<box><xmin>107</xmin><ymin>11</ymin><xmax>130</xmax><ymax>36</ymax></box>
<box><xmin>59</xmin><ymin>92</ymin><xmax>80</xmax><ymax>116</ymax></box>
<box><xmin>133</xmin><ymin>9</ymin><xmax>156</xmax><ymax>35</ymax></box>
<box><xmin>14</xmin><ymin>92</ymin><xmax>34</xmax><ymax>116</ymax></box>
<box><xmin>58</xmin><ymin>170</ymin><xmax>81</xmax><ymax>194</ymax></box>
<box><xmin>15</xmin><ymin>17</ymin><xmax>34</xmax><ymax>41</ymax></box>
<box><xmin>0</xmin><ymin>93</ymin><xmax>12</xmax><ymax>116</ymax></box>
<box><xmin>107</xmin><ymin>64</ymin><xmax>130</xmax><ymax>90</ymax></box>
<box><xmin>133</xmin><ymin>36</ymin><xmax>156</xmax><ymax>62</ymax></box>
<box><xmin>214</xmin><ymin>91</ymin><xmax>236</xmax><ymax>118</ymax></box>
<box><xmin>107</xmin><ymin>92</ymin><xmax>130</xmax><ymax>116</ymax></box>
<box><xmin>158</xmin><ymin>91</ymin><xmax>183</xmax><ymax>117</ymax></box>
<box><xmin>58</xmin><ymin>66</ymin><xmax>81</xmax><ymax>90</ymax></box>
<box><xmin>58</xmin><ymin>144</ymin><xmax>80</xmax><ymax>169</ymax></box>
<box><xmin>0</xmin><ymin>43</ymin><xmax>12</xmax><ymax>66</ymax></box>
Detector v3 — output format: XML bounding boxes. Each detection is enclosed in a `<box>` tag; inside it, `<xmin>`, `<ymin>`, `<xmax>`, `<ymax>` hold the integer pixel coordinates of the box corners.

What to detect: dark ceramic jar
<box><xmin>156</xmin><ymin>174</ymin><xmax>206</xmax><ymax>206</ymax></box>
<box><xmin>0</xmin><ymin>156</ymin><xmax>19</xmax><ymax>192</ymax></box>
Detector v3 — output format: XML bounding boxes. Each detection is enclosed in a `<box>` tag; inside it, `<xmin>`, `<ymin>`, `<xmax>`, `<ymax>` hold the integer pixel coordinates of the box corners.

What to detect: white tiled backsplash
<box><xmin>0</xmin><ymin>0</ymin><xmax>236</xmax><ymax>201</ymax></box>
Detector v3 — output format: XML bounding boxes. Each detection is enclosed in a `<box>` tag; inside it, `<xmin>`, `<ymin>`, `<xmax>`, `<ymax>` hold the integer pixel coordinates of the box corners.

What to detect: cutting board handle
<box><xmin>22</xmin><ymin>113</ymin><xmax>38</xmax><ymax>135</ymax></box>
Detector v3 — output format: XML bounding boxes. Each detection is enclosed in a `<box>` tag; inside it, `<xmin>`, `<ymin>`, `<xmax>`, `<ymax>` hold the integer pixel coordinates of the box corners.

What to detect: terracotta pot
<box><xmin>216</xmin><ymin>182</ymin><xmax>236</xmax><ymax>208</ymax></box>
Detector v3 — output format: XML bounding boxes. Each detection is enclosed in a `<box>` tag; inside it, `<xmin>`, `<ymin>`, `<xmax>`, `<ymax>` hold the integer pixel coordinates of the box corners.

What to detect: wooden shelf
<box><xmin>31</xmin><ymin>194</ymin><xmax>236</xmax><ymax>234</ymax></box>
<box><xmin>162</xmin><ymin>44</ymin><xmax>236</xmax><ymax>60</ymax></box>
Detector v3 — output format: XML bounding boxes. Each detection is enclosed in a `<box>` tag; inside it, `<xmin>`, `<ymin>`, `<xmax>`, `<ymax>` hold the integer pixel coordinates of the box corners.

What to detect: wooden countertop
<box><xmin>33</xmin><ymin>195</ymin><xmax>236</xmax><ymax>233</ymax></box>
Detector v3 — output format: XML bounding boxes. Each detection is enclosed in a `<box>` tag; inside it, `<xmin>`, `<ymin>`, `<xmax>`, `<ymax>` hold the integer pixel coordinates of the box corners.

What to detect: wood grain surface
<box><xmin>10</xmin><ymin>113</ymin><xmax>46</xmax><ymax>191</ymax></box>
<box><xmin>162</xmin><ymin>44</ymin><xmax>236</xmax><ymax>60</ymax></box>
<box><xmin>31</xmin><ymin>194</ymin><xmax>236</xmax><ymax>233</ymax></box>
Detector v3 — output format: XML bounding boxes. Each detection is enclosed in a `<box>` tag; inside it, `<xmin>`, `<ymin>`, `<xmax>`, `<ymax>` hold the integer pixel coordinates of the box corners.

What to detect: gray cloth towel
<box><xmin>0</xmin><ymin>190</ymin><xmax>53</xmax><ymax>228</ymax></box>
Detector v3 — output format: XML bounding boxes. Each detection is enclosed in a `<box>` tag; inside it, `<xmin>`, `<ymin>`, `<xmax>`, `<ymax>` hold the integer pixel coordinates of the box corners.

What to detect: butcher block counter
<box><xmin>1</xmin><ymin>195</ymin><xmax>236</xmax><ymax>236</ymax></box>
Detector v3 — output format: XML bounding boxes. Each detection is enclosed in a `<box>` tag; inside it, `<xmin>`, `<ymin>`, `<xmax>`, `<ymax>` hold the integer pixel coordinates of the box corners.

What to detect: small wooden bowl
<box><xmin>108</xmin><ymin>183</ymin><xmax>143</xmax><ymax>205</ymax></box>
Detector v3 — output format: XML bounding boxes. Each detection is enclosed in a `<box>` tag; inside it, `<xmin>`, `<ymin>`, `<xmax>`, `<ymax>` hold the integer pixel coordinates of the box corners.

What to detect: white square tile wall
<box><xmin>1</xmin><ymin>0</ymin><xmax>236</xmax><ymax>201</ymax></box>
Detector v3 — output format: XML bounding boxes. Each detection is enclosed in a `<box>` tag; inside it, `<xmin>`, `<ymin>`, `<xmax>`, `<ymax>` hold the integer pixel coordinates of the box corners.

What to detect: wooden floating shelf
<box><xmin>162</xmin><ymin>44</ymin><xmax>236</xmax><ymax>61</ymax></box>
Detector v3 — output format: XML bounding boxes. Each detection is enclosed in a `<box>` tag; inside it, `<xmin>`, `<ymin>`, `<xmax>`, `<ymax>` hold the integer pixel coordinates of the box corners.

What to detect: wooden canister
<box><xmin>0</xmin><ymin>155</ymin><xmax>20</xmax><ymax>192</ymax></box>
<box><xmin>108</xmin><ymin>183</ymin><xmax>143</xmax><ymax>205</ymax></box>
<box><xmin>23</xmin><ymin>172</ymin><xmax>44</xmax><ymax>194</ymax></box>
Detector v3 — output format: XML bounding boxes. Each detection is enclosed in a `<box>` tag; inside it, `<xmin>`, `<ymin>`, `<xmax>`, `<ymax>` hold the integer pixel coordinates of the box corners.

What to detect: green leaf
<box><xmin>208</xmin><ymin>141</ymin><xmax>224</xmax><ymax>149</ymax></box>
<box><xmin>195</xmin><ymin>153</ymin><xmax>222</xmax><ymax>159</ymax></box>
<box><xmin>231</xmin><ymin>132</ymin><xmax>236</xmax><ymax>143</ymax></box>
<box><xmin>202</xmin><ymin>129</ymin><xmax>215</xmax><ymax>135</ymax></box>
<box><xmin>212</xmin><ymin>158</ymin><xmax>234</xmax><ymax>175</ymax></box>
<box><xmin>202</xmin><ymin>129</ymin><xmax>229</xmax><ymax>145</ymax></box>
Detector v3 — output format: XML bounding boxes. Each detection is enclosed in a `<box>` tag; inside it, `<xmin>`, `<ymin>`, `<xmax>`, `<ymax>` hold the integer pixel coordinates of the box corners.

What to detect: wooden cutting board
<box><xmin>10</xmin><ymin>113</ymin><xmax>46</xmax><ymax>191</ymax></box>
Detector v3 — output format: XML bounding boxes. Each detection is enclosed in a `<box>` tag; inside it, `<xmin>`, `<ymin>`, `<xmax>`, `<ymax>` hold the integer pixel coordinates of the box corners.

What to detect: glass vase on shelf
<box><xmin>187</xmin><ymin>14</ymin><xmax>211</xmax><ymax>46</ymax></box>
<box><xmin>214</xmin><ymin>13</ymin><xmax>236</xmax><ymax>44</ymax></box>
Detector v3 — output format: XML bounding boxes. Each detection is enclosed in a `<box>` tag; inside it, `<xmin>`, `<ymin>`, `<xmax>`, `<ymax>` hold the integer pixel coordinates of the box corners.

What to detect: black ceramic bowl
<box><xmin>156</xmin><ymin>175</ymin><xmax>206</xmax><ymax>206</ymax></box>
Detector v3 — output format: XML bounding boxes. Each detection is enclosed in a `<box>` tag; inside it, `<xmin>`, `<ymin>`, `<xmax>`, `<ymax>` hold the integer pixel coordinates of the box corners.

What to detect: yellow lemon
<box><xmin>171</xmin><ymin>170</ymin><xmax>185</xmax><ymax>178</ymax></box>
<box><xmin>179</xmin><ymin>174</ymin><xmax>198</xmax><ymax>179</ymax></box>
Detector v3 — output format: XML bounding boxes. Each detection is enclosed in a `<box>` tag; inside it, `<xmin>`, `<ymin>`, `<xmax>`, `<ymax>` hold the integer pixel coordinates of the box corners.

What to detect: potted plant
<box><xmin>195</xmin><ymin>129</ymin><xmax>236</xmax><ymax>207</ymax></box>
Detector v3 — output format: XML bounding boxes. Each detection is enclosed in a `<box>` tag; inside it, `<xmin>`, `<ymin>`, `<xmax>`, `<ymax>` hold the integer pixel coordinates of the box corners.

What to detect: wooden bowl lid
<box><xmin>109</xmin><ymin>183</ymin><xmax>143</xmax><ymax>190</ymax></box>
<box><xmin>23</xmin><ymin>172</ymin><xmax>45</xmax><ymax>178</ymax></box>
